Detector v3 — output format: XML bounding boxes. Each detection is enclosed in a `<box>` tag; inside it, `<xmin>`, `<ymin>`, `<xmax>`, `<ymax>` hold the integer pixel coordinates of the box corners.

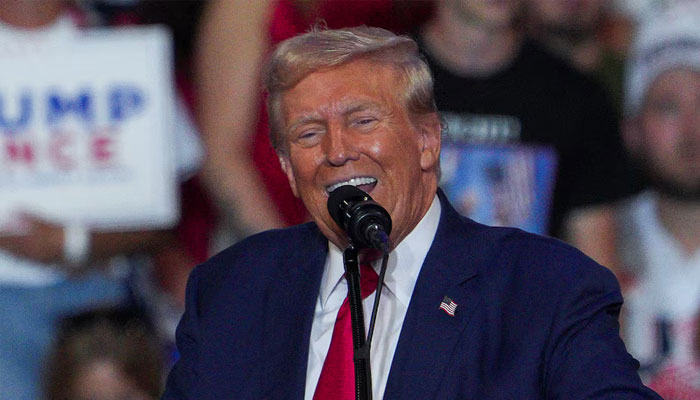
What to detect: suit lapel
<box><xmin>384</xmin><ymin>193</ymin><xmax>483</xmax><ymax>399</ymax></box>
<box><xmin>259</xmin><ymin>225</ymin><xmax>328</xmax><ymax>400</ymax></box>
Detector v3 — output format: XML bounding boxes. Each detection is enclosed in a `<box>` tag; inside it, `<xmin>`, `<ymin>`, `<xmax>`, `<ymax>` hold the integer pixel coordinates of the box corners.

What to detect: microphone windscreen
<box><xmin>327</xmin><ymin>185</ymin><xmax>371</xmax><ymax>228</ymax></box>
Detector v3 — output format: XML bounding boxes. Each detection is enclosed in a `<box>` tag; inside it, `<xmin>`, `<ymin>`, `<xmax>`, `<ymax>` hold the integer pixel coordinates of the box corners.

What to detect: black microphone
<box><xmin>327</xmin><ymin>185</ymin><xmax>392</xmax><ymax>251</ymax></box>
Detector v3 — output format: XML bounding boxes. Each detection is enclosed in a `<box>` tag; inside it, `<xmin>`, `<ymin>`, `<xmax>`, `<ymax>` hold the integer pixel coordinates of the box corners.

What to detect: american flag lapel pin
<box><xmin>439</xmin><ymin>296</ymin><xmax>458</xmax><ymax>316</ymax></box>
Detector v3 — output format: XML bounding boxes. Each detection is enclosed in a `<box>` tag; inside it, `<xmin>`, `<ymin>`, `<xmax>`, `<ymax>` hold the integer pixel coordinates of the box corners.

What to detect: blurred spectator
<box><xmin>614</xmin><ymin>0</ymin><xmax>684</xmax><ymax>23</ymax></box>
<box><xmin>526</xmin><ymin>0</ymin><xmax>608</xmax><ymax>71</ymax></box>
<box><xmin>44</xmin><ymin>307</ymin><xmax>163</xmax><ymax>400</ymax></box>
<box><xmin>194</xmin><ymin>0</ymin><xmax>432</xmax><ymax>252</ymax></box>
<box><xmin>87</xmin><ymin>1</ymin><xmax>209</xmax><ymax>308</ymax></box>
<box><xmin>525</xmin><ymin>0</ymin><xmax>634</xmax><ymax>113</ymax></box>
<box><xmin>416</xmin><ymin>0</ymin><xmax>637</xmax><ymax>269</ymax></box>
<box><xmin>616</xmin><ymin>3</ymin><xmax>700</xmax><ymax>398</ymax></box>
<box><xmin>0</xmin><ymin>0</ymin><xmax>201</xmax><ymax>398</ymax></box>
<box><xmin>103</xmin><ymin>0</ymin><xmax>213</xmax><ymax>349</ymax></box>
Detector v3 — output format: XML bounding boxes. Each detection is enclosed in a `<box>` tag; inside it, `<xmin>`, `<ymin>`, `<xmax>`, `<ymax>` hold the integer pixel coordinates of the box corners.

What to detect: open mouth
<box><xmin>326</xmin><ymin>176</ymin><xmax>377</xmax><ymax>194</ymax></box>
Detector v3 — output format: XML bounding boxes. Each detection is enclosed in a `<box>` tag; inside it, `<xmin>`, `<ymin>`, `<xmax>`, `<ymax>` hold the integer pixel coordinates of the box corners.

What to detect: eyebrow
<box><xmin>286</xmin><ymin>99</ymin><xmax>387</xmax><ymax>133</ymax></box>
<box><xmin>287</xmin><ymin>115</ymin><xmax>325</xmax><ymax>134</ymax></box>
<box><xmin>341</xmin><ymin>101</ymin><xmax>384</xmax><ymax>116</ymax></box>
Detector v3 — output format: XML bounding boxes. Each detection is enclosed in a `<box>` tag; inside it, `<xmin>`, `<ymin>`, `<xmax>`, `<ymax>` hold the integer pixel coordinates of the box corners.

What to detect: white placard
<box><xmin>0</xmin><ymin>26</ymin><xmax>178</xmax><ymax>232</ymax></box>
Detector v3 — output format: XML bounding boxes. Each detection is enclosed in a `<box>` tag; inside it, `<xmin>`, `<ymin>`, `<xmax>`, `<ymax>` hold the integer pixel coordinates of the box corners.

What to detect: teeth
<box><xmin>327</xmin><ymin>177</ymin><xmax>377</xmax><ymax>193</ymax></box>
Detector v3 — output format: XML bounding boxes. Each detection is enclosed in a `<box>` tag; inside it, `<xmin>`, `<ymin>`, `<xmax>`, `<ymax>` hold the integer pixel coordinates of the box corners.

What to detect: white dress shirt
<box><xmin>305</xmin><ymin>195</ymin><xmax>441</xmax><ymax>399</ymax></box>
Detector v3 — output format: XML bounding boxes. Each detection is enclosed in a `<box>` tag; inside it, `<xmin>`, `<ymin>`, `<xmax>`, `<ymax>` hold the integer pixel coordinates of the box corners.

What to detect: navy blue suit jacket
<box><xmin>163</xmin><ymin>193</ymin><xmax>660</xmax><ymax>399</ymax></box>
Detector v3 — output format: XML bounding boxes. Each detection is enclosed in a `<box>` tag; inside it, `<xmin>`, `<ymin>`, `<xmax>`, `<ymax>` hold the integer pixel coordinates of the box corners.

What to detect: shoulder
<box><xmin>439</xmin><ymin>200</ymin><xmax>590</xmax><ymax>267</ymax></box>
<box><xmin>506</xmin><ymin>229</ymin><xmax>621</xmax><ymax>305</ymax></box>
<box><xmin>502</xmin><ymin>228</ymin><xmax>610</xmax><ymax>277</ymax></box>
<box><xmin>483</xmin><ymin>220</ymin><xmax>607</xmax><ymax>274</ymax></box>
<box><xmin>192</xmin><ymin>222</ymin><xmax>324</xmax><ymax>286</ymax></box>
<box><xmin>450</xmin><ymin>213</ymin><xmax>619</xmax><ymax>297</ymax></box>
<box><xmin>465</xmin><ymin>222</ymin><xmax>623</xmax><ymax>327</ymax></box>
<box><xmin>437</xmin><ymin>191</ymin><xmax>603</xmax><ymax>274</ymax></box>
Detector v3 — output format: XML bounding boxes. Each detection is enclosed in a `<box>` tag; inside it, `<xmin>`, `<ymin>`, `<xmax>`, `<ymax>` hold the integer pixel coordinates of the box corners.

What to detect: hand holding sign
<box><xmin>0</xmin><ymin>214</ymin><xmax>64</xmax><ymax>264</ymax></box>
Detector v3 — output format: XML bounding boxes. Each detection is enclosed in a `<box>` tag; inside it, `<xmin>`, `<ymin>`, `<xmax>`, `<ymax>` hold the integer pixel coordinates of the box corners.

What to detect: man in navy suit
<box><xmin>163</xmin><ymin>26</ymin><xmax>659</xmax><ymax>399</ymax></box>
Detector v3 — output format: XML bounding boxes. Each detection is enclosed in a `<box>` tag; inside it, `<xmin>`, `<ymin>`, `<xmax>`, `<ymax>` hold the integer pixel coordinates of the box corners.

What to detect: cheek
<box><xmin>287</xmin><ymin>151</ymin><xmax>330</xmax><ymax>204</ymax></box>
<box><xmin>288</xmin><ymin>150</ymin><xmax>322</xmax><ymax>180</ymax></box>
<box><xmin>645</xmin><ymin>135</ymin><xmax>681</xmax><ymax>171</ymax></box>
<box><xmin>366</xmin><ymin>140</ymin><xmax>383</xmax><ymax>156</ymax></box>
<box><xmin>643</xmin><ymin>117</ymin><xmax>680</xmax><ymax>153</ymax></box>
<box><xmin>363</xmin><ymin>135</ymin><xmax>402</xmax><ymax>169</ymax></box>
<box><xmin>377</xmin><ymin>125</ymin><xmax>422</xmax><ymax>155</ymax></box>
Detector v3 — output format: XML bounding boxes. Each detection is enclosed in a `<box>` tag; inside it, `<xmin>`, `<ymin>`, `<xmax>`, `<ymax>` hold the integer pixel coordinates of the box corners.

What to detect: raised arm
<box><xmin>195</xmin><ymin>0</ymin><xmax>285</xmax><ymax>239</ymax></box>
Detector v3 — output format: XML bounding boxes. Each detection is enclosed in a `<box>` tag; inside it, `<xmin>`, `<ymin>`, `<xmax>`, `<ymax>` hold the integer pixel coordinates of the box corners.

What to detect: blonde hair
<box><xmin>263</xmin><ymin>26</ymin><xmax>438</xmax><ymax>154</ymax></box>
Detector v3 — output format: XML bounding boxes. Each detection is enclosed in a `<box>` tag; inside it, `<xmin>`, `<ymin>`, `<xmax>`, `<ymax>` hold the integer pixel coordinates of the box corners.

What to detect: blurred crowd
<box><xmin>0</xmin><ymin>0</ymin><xmax>698</xmax><ymax>399</ymax></box>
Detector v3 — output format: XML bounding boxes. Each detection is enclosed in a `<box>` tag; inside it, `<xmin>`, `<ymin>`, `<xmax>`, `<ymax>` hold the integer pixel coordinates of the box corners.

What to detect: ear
<box><xmin>417</xmin><ymin>112</ymin><xmax>442</xmax><ymax>171</ymax></box>
<box><xmin>278</xmin><ymin>155</ymin><xmax>299</xmax><ymax>198</ymax></box>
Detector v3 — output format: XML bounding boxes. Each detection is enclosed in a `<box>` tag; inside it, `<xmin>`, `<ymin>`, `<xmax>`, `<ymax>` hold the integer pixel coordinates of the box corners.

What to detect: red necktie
<box><xmin>313</xmin><ymin>261</ymin><xmax>379</xmax><ymax>400</ymax></box>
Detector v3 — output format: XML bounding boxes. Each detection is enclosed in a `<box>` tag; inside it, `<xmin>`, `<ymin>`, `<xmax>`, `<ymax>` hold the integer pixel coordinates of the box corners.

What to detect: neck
<box><xmin>540</xmin><ymin>34</ymin><xmax>600</xmax><ymax>72</ymax></box>
<box><xmin>385</xmin><ymin>177</ymin><xmax>438</xmax><ymax>252</ymax></box>
<box><xmin>421</xmin><ymin>7</ymin><xmax>521</xmax><ymax>77</ymax></box>
<box><xmin>656</xmin><ymin>193</ymin><xmax>700</xmax><ymax>255</ymax></box>
<box><xmin>0</xmin><ymin>0</ymin><xmax>65</xmax><ymax>29</ymax></box>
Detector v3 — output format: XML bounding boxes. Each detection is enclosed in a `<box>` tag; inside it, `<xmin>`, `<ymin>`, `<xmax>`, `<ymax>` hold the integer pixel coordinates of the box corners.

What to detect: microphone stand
<box><xmin>343</xmin><ymin>245</ymin><xmax>390</xmax><ymax>400</ymax></box>
<box><xmin>343</xmin><ymin>245</ymin><xmax>372</xmax><ymax>400</ymax></box>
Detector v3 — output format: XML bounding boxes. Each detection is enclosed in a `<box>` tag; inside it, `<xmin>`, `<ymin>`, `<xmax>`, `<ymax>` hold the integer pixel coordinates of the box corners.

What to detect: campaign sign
<box><xmin>440</xmin><ymin>144</ymin><xmax>558</xmax><ymax>235</ymax></box>
<box><xmin>0</xmin><ymin>26</ymin><xmax>178</xmax><ymax>232</ymax></box>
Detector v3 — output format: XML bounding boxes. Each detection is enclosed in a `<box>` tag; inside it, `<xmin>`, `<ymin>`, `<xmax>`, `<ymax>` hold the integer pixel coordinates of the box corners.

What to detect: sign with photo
<box><xmin>440</xmin><ymin>144</ymin><xmax>557</xmax><ymax>235</ymax></box>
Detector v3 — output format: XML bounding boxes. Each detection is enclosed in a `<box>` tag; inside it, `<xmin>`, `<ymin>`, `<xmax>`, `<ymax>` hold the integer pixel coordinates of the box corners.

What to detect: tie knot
<box><xmin>360</xmin><ymin>262</ymin><xmax>379</xmax><ymax>299</ymax></box>
<box><xmin>359</xmin><ymin>248</ymin><xmax>382</xmax><ymax>264</ymax></box>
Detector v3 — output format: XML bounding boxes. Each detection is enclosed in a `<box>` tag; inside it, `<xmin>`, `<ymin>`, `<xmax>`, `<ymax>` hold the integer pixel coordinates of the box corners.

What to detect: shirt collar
<box><xmin>319</xmin><ymin>243</ymin><xmax>346</xmax><ymax>309</ymax></box>
<box><xmin>319</xmin><ymin>194</ymin><xmax>442</xmax><ymax>309</ymax></box>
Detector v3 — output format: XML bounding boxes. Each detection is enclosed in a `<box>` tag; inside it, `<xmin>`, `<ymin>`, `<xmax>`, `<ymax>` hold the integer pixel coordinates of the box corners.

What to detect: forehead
<box><xmin>529</xmin><ymin>0</ymin><xmax>602</xmax><ymax>13</ymax></box>
<box><xmin>646</xmin><ymin>68</ymin><xmax>700</xmax><ymax>98</ymax></box>
<box><xmin>280</xmin><ymin>59</ymin><xmax>404</xmax><ymax>121</ymax></box>
<box><xmin>454</xmin><ymin>0</ymin><xmax>522</xmax><ymax>14</ymax></box>
<box><xmin>651</xmin><ymin>67</ymin><xmax>700</xmax><ymax>85</ymax></box>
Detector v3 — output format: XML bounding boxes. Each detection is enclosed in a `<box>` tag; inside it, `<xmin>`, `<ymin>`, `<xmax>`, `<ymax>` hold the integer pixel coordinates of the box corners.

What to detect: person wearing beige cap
<box><xmin>617</xmin><ymin>3</ymin><xmax>700</xmax><ymax>398</ymax></box>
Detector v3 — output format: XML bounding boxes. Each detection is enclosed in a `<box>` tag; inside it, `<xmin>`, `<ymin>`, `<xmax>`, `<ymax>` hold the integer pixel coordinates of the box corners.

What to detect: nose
<box><xmin>323</xmin><ymin>123</ymin><xmax>360</xmax><ymax>166</ymax></box>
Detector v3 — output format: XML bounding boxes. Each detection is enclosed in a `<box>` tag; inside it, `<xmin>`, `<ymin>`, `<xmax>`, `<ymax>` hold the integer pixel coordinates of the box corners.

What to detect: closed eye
<box><xmin>300</xmin><ymin>130</ymin><xmax>319</xmax><ymax>139</ymax></box>
<box><xmin>296</xmin><ymin>129</ymin><xmax>324</xmax><ymax>147</ymax></box>
<box><xmin>351</xmin><ymin>116</ymin><xmax>379</xmax><ymax>130</ymax></box>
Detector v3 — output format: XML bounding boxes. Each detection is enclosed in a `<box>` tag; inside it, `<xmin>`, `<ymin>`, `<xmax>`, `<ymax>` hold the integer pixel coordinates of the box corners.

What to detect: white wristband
<box><xmin>63</xmin><ymin>223</ymin><xmax>90</xmax><ymax>266</ymax></box>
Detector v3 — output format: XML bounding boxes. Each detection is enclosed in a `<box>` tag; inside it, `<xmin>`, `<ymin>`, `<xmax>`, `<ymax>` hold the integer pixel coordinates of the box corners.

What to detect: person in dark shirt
<box><xmin>417</xmin><ymin>0</ymin><xmax>638</xmax><ymax>271</ymax></box>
